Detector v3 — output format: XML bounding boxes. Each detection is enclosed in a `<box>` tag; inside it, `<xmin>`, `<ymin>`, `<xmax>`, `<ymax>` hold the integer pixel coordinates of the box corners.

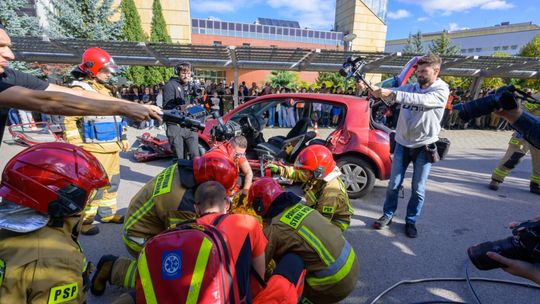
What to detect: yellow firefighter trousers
<box><xmin>83</xmin><ymin>150</ymin><xmax>121</xmax><ymax>222</ymax></box>
<box><xmin>491</xmin><ymin>136</ymin><xmax>540</xmax><ymax>185</ymax></box>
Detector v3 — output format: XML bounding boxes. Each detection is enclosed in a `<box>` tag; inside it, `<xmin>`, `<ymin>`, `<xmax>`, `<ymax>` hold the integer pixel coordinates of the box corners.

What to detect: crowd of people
<box><xmin>2</xmin><ymin>18</ymin><xmax>540</xmax><ymax>304</ymax></box>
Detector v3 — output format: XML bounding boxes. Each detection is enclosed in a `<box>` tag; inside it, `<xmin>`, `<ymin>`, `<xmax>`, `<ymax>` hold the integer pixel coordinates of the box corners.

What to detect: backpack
<box><xmin>135</xmin><ymin>214</ymin><xmax>241</xmax><ymax>304</ymax></box>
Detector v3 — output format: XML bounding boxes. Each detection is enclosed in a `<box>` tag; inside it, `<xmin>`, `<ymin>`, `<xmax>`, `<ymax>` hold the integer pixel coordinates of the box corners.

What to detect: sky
<box><xmin>190</xmin><ymin>0</ymin><xmax>540</xmax><ymax>40</ymax></box>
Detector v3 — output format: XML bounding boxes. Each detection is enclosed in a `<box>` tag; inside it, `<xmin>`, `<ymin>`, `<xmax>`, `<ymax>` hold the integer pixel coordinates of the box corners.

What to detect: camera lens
<box><xmin>467</xmin><ymin>236</ymin><xmax>523</xmax><ymax>270</ymax></box>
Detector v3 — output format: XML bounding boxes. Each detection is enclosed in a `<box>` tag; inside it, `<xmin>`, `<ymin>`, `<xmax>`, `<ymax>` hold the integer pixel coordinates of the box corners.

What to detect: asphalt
<box><xmin>1</xmin><ymin>126</ymin><xmax>539</xmax><ymax>304</ymax></box>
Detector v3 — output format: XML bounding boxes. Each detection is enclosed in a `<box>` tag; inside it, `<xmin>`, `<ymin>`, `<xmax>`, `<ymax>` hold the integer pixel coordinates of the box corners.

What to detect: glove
<box><xmin>265</xmin><ymin>163</ymin><xmax>281</xmax><ymax>174</ymax></box>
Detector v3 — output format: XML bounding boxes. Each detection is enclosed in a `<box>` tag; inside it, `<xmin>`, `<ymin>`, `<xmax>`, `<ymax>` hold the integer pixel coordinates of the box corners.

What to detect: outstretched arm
<box><xmin>1</xmin><ymin>86</ymin><xmax>162</xmax><ymax>122</ymax></box>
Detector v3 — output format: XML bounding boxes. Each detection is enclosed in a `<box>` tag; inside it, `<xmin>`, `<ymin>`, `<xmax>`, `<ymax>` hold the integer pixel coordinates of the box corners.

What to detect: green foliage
<box><xmin>0</xmin><ymin>0</ymin><xmax>40</xmax><ymax>37</ymax></box>
<box><xmin>403</xmin><ymin>31</ymin><xmax>425</xmax><ymax>54</ymax></box>
<box><xmin>316</xmin><ymin>72</ymin><xmax>345</xmax><ymax>88</ymax></box>
<box><xmin>142</xmin><ymin>0</ymin><xmax>174</xmax><ymax>85</ymax></box>
<box><xmin>150</xmin><ymin>0</ymin><xmax>171</xmax><ymax>43</ymax></box>
<box><xmin>515</xmin><ymin>35</ymin><xmax>540</xmax><ymax>90</ymax></box>
<box><xmin>441</xmin><ymin>76</ymin><xmax>472</xmax><ymax>90</ymax></box>
<box><xmin>120</xmin><ymin>0</ymin><xmax>146</xmax><ymax>41</ymax></box>
<box><xmin>268</xmin><ymin>70</ymin><xmax>299</xmax><ymax>89</ymax></box>
<box><xmin>482</xmin><ymin>52</ymin><xmax>510</xmax><ymax>90</ymax></box>
<box><xmin>0</xmin><ymin>0</ymin><xmax>42</xmax><ymax>75</ymax></box>
<box><xmin>46</xmin><ymin>0</ymin><xmax>123</xmax><ymax>40</ymax></box>
<box><xmin>428</xmin><ymin>30</ymin><xmax>460</xmax><ymax>55</ymax></box>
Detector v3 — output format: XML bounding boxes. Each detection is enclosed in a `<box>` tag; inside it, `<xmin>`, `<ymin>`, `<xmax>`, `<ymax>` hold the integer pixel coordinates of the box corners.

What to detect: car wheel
<box><xmin>337</xmin><ymin>156</ymin><xmax>375</xmax><ymax>199</ymax></box>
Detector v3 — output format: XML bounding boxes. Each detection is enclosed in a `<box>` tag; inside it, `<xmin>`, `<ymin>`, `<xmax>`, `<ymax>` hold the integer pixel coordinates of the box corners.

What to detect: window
<box><xmin>213</xmin><ymin>41</ymin><xmax>222</xmax><ymax>46</ymax></box>
<box><xmin>468</xmin><ymin>48</ymin><xmax>474</xmax><ymax>53</ymax></box>
<box><xmin>243</xmin><ymin>43</ymin><xmax>251</xmax><ymax>47</ymax></box>
<box><xmin>494</xmin><ymin>46</ymin><xmax>500</xmax><ymax>51</ymax></box>
<box><xmin>315</xmin><ymin>31</ymin><xmax>320</xmax><ymax>38</ymax></box>
<box><xmin>502</xmin><ymin>46</ymin><xmax>509</xmax><ymax>50</ymax></box>
<box><xmin>277</xmin><ymin>28</ymin><xmax>282</xmax><ymax>35</ymax></box>
<box><xmin>461</xmin><ymin>49</ymin><xmax>466</xmax><ymax>53</ymax></box>
<box><xmin>270</xmin><ymin>27</ymin><xmax>276</xmax><ymax>34</ymax></box>
<box><xmin>192</xmin><ymin>19</ymin><xmax>199</xmax><ymax>27</ymax></box>
<box><xmin>511</xmin><ymin>45</ymin><xmax>518</xmax><ymax>50</ymax></box>
<box><xmin>475</xmin><ymin>48</ymin><xmax>482</xmax><ymax>52</ymax></box>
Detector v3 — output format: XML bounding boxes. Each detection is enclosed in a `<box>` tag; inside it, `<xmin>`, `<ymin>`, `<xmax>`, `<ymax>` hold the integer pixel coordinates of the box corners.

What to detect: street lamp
<box><xmin>343</xmin><ymin>33</ymin><xmax>357</xmax><ymax>52</ymax></box>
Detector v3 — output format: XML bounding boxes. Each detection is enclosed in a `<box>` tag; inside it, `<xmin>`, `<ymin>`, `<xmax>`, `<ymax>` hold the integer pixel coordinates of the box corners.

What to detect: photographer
<box><xmin>358</xmin><ymin>54</ymin><xmax>449</xmax><ymax>238</ymax></box>
<box><xmin>162</xmin><ymin>62</ymin><xmax>201</xmax><ymax>160</ymax></box>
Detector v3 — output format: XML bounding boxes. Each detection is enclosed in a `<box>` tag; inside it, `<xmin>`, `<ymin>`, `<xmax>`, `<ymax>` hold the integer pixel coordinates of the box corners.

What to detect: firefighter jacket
<box><xmin>279</xmin><ymin>165</ymin><xmax>353</xmax><ymax>231</ymax></box>
<box><xmin>122</xmin><ymin>163</ymin><xmax>197</xmax><ymax>255</ymax></box>
<box><xmin>0</xmin><ymin>216</ymin><xmax>88</xmax><ymax>304</ymax></box>
<box><xmin>64</xmin><ymin>79</ymin><xmax>126</xmax><ymax>153</ymax></box>
<box><xmin>264</xmin><ymin>201</ymin><xmax>358</xmax><ymax>304</ymax></box>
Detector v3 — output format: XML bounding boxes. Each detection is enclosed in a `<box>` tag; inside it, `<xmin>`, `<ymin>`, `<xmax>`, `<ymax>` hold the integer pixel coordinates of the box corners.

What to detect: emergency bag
<box><xmin>135</xmin><ymin>215</ymin><xmax>241</xmax><ymax>304</ymax></box>
<box><xmin>82</xmin><ymin>115</ymin><xmax>123</xmax><ymax>143</ymax></box>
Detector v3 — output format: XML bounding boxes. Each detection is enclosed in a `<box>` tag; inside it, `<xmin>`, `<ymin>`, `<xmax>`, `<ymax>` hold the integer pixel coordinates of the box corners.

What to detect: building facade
<box><xmin>386</xmin><ymin>22</ymin><xmax>540</xmax><ymax>57</ymax></box>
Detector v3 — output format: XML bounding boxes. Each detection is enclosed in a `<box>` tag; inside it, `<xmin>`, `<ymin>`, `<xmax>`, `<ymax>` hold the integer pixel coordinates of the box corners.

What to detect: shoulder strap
<box><xmin>70</xmin><ymin>80</ymin><xmax>96</xmax><ymax>92</ymax></box>
<box><xmin>211</xmin><ymin>213</ymin><xmax>229</xmax><ymax>227</ymax></box>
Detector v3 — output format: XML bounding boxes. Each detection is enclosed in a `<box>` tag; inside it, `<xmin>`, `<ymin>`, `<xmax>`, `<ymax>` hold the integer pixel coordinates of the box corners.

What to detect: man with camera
<box><xmin>358</xmin><ymin>54</ymin><xmax>449</xmax><ymax>238</ymax></box>
<box><xmin>162</xmin><ymin>62</ymin><xmax>201</xmax><ymax>160</ymax></box>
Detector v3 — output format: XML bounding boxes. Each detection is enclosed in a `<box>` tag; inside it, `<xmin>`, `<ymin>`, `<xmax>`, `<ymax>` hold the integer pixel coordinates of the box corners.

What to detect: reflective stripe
<box><xmin>168</xmin><ymin>217</ymin><xmax>193</xmax><ymax>228</ymax></box>
<box><xmin>311</xmin><ymin>240</ymin><xmax>351</xmax><ymax>278</ymax></box>
<box><xmin>122</xmin><ymin>235</ymin><xmax>144</xmax><ymax>253</ymax></box>
<box><xmin>307</xmin><ymin>244</ymin><xmax>356</xmax><ymax>286</ymax></box>
<box><xmin>124</xmin><ymin>197</ymin><xmax>156</xmax><ymax>233</ymax></box>
<box><xmin>298</xmin><ymin>226</ymin><xmax>334</xmax><ymax>266</ymax></box>
<box><xmin>0</xmin><ymin>258</ymin><xmax>5</xmax><ymax>287</ymax></box>
<box><xmin>531</xmin><ymin>175</ymin><xmax>540</xmax><ymax>183</ymax></box>
<box><xmin>124</xmin><ymin>260</ymin><xmax>137</xmax><ymax>288</ymax></box>
<box><xmin>305</xmin><ymin>190</ymin><xmax>317</xmax><ymax>205</ymax></box>
<box><xmin>333</xmin><ymin>219</ymin><xmax>350</xmax><ymax>231</ymax></box>
<box><xmin>494</xmin><ymin>167</ymin><xmax>509</xmax><ymax>177</ymax></box>
<box><xmin>525</xmin><ymin>101</ymin><xmax>539</xmax><ymax>111</ymax></box>
<box><xmin>187</xmin><ymin>237</ymin><xmax>213</xmax><ymax>304</ymax></box>
<box><xmin>509</xmin><ymin>138</ymin><xmax>521</xmax><ymax>145</ymax></box>
<box><xmin>138</xmin><ymin>250</ymin><xmax>158</xmax><ymax>304</ymax></box>
<box><xmin>280</xmin><ymin>203</ymin><xmax>314</xmax><ymax>230</ymax></box>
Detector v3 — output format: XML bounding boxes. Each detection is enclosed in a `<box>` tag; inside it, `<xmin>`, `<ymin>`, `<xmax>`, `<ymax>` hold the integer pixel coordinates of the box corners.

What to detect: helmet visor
<box><xmin>102</xmin><ymin>58</ymin><xmax>119</xmax><ymax>74</ymax></box>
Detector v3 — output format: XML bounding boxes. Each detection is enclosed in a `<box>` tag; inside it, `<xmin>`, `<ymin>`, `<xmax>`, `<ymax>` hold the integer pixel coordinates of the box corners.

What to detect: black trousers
<box><xmin>165</xmin><ymin>124</ymin><xmax>200</xmax><ymax>160</ymax></box>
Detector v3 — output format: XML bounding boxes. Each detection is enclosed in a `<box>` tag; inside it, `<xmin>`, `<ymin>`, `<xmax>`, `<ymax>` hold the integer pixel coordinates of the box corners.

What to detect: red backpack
<box><xmin>135</xmin><ymin>215</ymin><xmax>241</xmax><ymax>304</ymax></box>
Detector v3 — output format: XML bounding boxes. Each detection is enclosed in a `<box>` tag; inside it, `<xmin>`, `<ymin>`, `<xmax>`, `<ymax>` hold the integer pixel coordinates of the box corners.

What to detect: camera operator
<box><xmin>358</xmin><ymin>54</ymin><xmax>449</xmax><ymax>238</ymax></box>
<box><xmin>162</xmin><ymin>62</ymin><xmax>201</xmax><ymax>160</ymax></box>
<box><xmin>489</xmin><ymin>91</ymin><xmax>540</xmax><ymax>194</ymax></box>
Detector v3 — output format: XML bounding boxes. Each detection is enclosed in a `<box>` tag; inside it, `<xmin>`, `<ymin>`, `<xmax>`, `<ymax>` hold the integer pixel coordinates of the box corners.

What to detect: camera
<box><xmin>190</xmin><ymin>82</ymin><xmax>203</xmax><ymax>99</ymax></box>
<box><xmin>210</xmin><ymin>112</ymin><xmax>242</xmax><ymax>142</ymax></box>
<box><xmin>467</xmin><ymin>219</ymin><xmax>540</xmax><ymax>270</ymax></box>
<box><xmin>339</xmin><ymin>56</ymin><xmax>366</xmax><ymax>81</ymax></box>
<box><xmin>453</xmin><ymin>85</ymin><xmax>521</xmax><ymax>122</ymax></box>
<box><xmin>162</xmin><ymin>108</ymin><xmax>206</xmax><ymax>131</ymax></box>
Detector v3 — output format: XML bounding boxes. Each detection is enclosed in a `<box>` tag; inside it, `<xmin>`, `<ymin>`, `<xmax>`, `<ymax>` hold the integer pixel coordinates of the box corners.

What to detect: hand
<box><xmin>123</xmin><ymin>104</ymin><xmax>163</xmax><ymax>122</ymax></box>
<box><xmin>265</xmin><ymin>163</ymin><xmax>281</xmax><ymax>174</ymax></box>
<box><xmin>486</xmin><ymin>252</ymin><xmax>540</xmax><ymax>285</ymax></box>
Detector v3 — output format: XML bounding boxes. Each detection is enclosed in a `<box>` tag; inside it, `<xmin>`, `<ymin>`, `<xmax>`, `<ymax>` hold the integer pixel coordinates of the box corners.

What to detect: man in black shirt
<box><xmin>162</xmin><ymin>62</ymin><xmax>200</xmax><ymax>159</ymax></box>
<box><xmin>0</xmin><ymin>22</ymin><xmax>162</xmax><ymax>146</ymax></box>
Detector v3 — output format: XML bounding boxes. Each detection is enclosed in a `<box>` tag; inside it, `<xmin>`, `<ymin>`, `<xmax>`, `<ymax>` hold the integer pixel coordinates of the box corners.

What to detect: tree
<box><xmin>45</xmin><ymin>0</ymin><xmax>123</xmax><ymax>40</ymax></box>
<box><xmin>517</xmin><ymin>34</ymin><xmax>540</xmax><ymax>90</ymax></box>
<box><xmin>0</xmin><ymin>0</ymin><xmax>43</xmax><ymax>76</ymax></box>
<box><xmin>428</xmin><ymin>30</ymin><xmax>460</xmax><ymax>55</ymax></box>
<box><xmin>144</xmin><ymin>0</ymin><xmax>174</xmax><ymax>85</ymax></box>
<box><xmin>403</xmin><ymin>31</ymin><xmax>425</xmax><ymax>54</ymax></box>
<box><xmin>316</xmin><ymin>72</ymin><xmax>345</xmax><ymax>89</ymax></box>
<box><xmin>120</xmin><ymin>0</ymin><xmax>146</xmax><ymax>84</ymax></box>
<box><xmin>268</xmin><ymin>70</ymin><xmax>299</xmax><ymax>89</ymax></box>
<box><xmin>482</xmin><ymin>51</ymin><xmax>510</xmax><ymax>90</ymax></box>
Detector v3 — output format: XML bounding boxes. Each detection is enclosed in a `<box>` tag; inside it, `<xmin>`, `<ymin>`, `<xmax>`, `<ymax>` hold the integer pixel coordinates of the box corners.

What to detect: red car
<box><xmin>198</xmin><ymin>57</ymin><xmax>419</xmax><ymax>199</ymax></box>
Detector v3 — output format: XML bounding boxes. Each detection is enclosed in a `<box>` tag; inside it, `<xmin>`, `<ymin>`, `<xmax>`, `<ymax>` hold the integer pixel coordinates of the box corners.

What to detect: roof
<box><xmin>10</xmin><ymin>36</ymin><xmax>540</xmax><ymax>79</ymax></box>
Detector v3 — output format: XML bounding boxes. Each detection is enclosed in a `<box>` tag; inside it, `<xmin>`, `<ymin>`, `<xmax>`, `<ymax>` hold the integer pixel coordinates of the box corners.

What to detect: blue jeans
<box><xmin>382</xmin><ymin>143</ymin><xmax>432</xmax><ymax>224</ymax></box>
<box><xmin>267</xmin><ymin>106</ymin><xmax>275</xmax><ymax>127</ymax></box>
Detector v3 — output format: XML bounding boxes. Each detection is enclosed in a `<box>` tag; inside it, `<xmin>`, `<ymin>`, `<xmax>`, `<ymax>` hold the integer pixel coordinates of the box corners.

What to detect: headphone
<box><xmin>174</xmin><ymin>62</ymin><xmax>193</xmax><ymax>75</ymax></box>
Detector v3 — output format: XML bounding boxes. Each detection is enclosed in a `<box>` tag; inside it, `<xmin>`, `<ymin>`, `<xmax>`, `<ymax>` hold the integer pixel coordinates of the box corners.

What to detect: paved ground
<box><xmin>1</xmin><ymin>127</ymin><xmax>539</xmax><ymax>304</ymax></box>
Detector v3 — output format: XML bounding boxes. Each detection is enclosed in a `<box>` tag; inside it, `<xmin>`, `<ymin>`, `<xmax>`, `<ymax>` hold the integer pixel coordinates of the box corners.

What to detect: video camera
<box><xmin>162</xmin><ymin>107</ymin><xmax>206</xmax><ymax>131</ymax></box>
<box><xmin>453</xmin><ymin>84</ymin><xmax>540</xmax><ymax>122</ymax></box>
<box><xmin>339</xmin><ymin>56</ymin><xmax>367</xmax><ymax>82</ymax></box>
<box><xmin>210</xmin><ymin>113</ymin><xmax>242</xmax><ymax>142</ymax></box>
<box><xmin>467</xmin><ymin>219</ymin><xmax>540</xmax><ymax>270</ymax></box>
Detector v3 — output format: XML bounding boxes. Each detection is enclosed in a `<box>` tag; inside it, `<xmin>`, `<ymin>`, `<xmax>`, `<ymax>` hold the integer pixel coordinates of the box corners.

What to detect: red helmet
<box><xmin>78</xmin><ymin>47</ymin><xmax>118</xmax><ymax>77</ymax></box>
<box><xmin>248</xmin><ymin>177</ymin><xmax>283</xmax><ymax>216</ymax></box>
<box><xmin>193</xmin><ymin>151</ymin><xmax>238</xmax><ymax>195</ymax></box>
<box><xmin>294</xmin><ymin>145</ymin><xmax>336</xmax><ymax>180</ymax></box>
<box><xmin>0</xmin><ymin>142</ymin><xmax>109</xmax><ymax>217</ymax></box>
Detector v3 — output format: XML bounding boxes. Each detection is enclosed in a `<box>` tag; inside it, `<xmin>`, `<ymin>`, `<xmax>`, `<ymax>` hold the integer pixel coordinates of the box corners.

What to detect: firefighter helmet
<box><xmin>0</xmin><ymin>142</ymin><xmax>109</xmax><ymax>217</ymax></box>
<box><xmin>193</xmin><ymin>151</ymin><xmax>238</xmax><ymax>195</ymax></box>
<box><xmin>78</xmin><ymin>47</ymin><xmax>118</xmax><ymax>77</ymax></box>
<box><xmin>248</xmin><ymin>177</ymin><xmax>283</xmax><ymax>216</ymax></box>
<box><xmin>294</xmin><ymin>144</ymin><xmax>336</xmax><ymax>180</ymax></box>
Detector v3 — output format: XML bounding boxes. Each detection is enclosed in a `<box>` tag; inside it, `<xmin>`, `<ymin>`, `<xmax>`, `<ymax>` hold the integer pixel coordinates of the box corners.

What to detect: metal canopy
<box><xmin>11</xmin><ymin>36</ymin><xmax>540</xmax><ymax>79</ymax></box>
